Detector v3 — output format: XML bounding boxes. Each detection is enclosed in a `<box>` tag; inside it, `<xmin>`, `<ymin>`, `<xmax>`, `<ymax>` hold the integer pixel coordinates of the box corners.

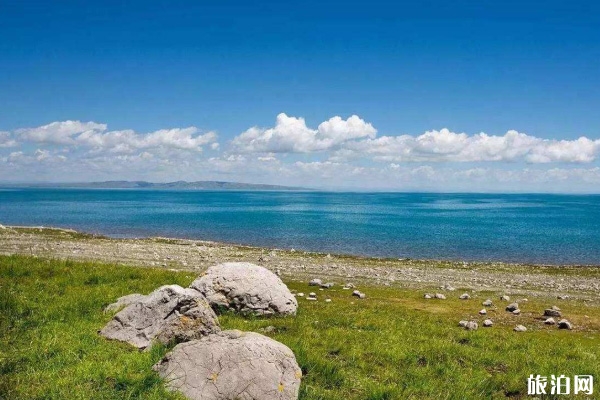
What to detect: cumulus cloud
<box><xmin>231</xmin><ymin>113</ymin><xmax>376</xmax><ymax>153</ymax></box>
<box><xmin>343</xmin><ymin>128</ymin><xmax>600</xmax><ymax>163</ymax></box>
<box><xmin>0</xmin><ymin>131</ymin><xmax>18</xmax><ymax>148</ymax></box>
<box><xmin>17</xmin><ymin>121</ymin><xmax>107</xmax><ymax>145</ymax></box>
<box><xmin>14</xmin><ymin>120</ymin><xmax>217</xmax><ymax>153</ymax></box>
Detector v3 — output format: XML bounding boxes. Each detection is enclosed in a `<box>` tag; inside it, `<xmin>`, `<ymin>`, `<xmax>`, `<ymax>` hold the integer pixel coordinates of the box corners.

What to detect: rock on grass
<box><xmin>190</xmin><ymin>262</ymin><xmax>297</xmax><ymax>316</ymax></box>
<box><xmin>100</xmin><ymin>285</ymin><xmax>220</xmax><ymax>350</ymax></box>
<box><xmin>154</xmin><ymin>330</ymin><xmax>302</xmax><ymax>400</ymax></box>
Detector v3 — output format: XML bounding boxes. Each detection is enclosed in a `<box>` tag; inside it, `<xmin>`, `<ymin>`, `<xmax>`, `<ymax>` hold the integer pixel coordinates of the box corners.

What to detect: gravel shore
<box><xmin>1</xmin><ymin>225</ymin><xmax>599</xmax><ymax>302</ymax></box>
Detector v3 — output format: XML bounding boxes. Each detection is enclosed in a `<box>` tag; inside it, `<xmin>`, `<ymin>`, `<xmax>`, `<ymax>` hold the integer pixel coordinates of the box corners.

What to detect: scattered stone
<box><xmin>320</xmin><ymin>282</ymin><xmax>334</xmax><ymax>289</ymax></box>
<box><xmin>551</xmin><ymin>305</ymin><xmax>561</xmax><ymax>311</ymax></box>
<box><xmin>512</xmin><ymin>309</ymin><xmax>521</xmax><ymax>315</ymax></box>
<box><xmin>557</xmin><ymin>294</ymin><xmax>570</xmax><ymax>300</ymax></box>
<box><xmin>351</xmin><ymin>290</ymin><xmax>366</xmax><ymax>299</ymax></box>
<box><xmin>479</xmin><ymin>309</ymin><xmax>487</xmax><ymax>315</ymax></box>
<box><xmin>100</xmin><ymin>285</ymin><xmax>220</xmax><ymax>350</ymax></box>
<box><xmin>296</xmin><ymin>293</ymin><xmax>305</xmax><ymax>297</ymax></box>
<box><xmin>505</xmin><ymin>303</ymin><xmax>519</xmax><ymax>312</ymax></box>
<box><xmin>500</xmin><ymin>295</ymin><xmax>510</xmax><ymax>301</ymax></box>
<box><xmin>104</xmin><ymin>293</ymin><xmax>146</xmax><ymax>313</ymax></box>
<box><xmin>458</xmin><ymin>320</ymin><xmax>468</xmax><ymax>328</ymax></box>
<box><xmin>424</xmin><ymin>293</ymin><xmax>432</xmax><ymax>299</ymax></box>
<box><xmin>544</xmin><ymin>309</ymin><xmax>562</xmax><ymax>317</ymax></box>
<box><xmin>514</xmin><ymin>325</ymin><xmax>527</xmax><ymax>332</ymax></box>
<box><xmin>154</xmin><ymin>330</ymin><xmax>302</xmax><ymax>400</ymax></box>
<box><xmin>260</xmin><ymin>325</ymin><xmax>276</xmax><ymax>334</ymax></box>
<box><xmin>558</xmin><ymin>319</ymin><xmax>573</xmax><ymax>330</ymax></box>
<box><xmin>344</xmin><ymin>283</ymin><xmax>355</xmax><ymax>289</ymax></box>
<box><xmin>306</xmin><ymin>297</ymin><xmax>317</xmax><ymax>301</ymax></box>
<box><xmin>309</xmin><ymin>278</ymin><xmax>323</xmax><ymax>286</ymax></box>
<box><xmin>544</xmin><ymin>317</ymin><xmax>556</xmax><ymax>325</ymax></box>
<box><xmin>434</xmin><ymin>293</ymin><xmax>446</xmax><ymax>300</ymax></box>
<box><xmin>483</xmin><ymin>319</ymin><xmax>493</xmax><ymax>327</ymax></box>
<box><xmin>441</xmin><ymin>284</ymin><xmax>456</xmax><ymax>291</ymax></box>
<box><xmin>459</xmin><ymin>293</ymin><xmax>471</xmax><ymax>300</ymax></box>
<box><xmin>309</xmin><ymin>292</ymin><xmax>317</xmax><ymax>297</ymax></box>
<box><xmin>189</xmin><ymin>262</ymin><xmax>297</xmax><ymax>316</ymax></box>
<box><xmin>465</xmin><ymin>321</ymin><xmax>478</xmax><ymax>330</ymax></box>
<box><xmin>325</xmin><ymin>299</ymin><xmax>332</xmax><ymax>303</ymax></box>
<box><xmin>482</xmin><ymin>299</ymin><xmax>493</xmax><ymax>307</ymax></box>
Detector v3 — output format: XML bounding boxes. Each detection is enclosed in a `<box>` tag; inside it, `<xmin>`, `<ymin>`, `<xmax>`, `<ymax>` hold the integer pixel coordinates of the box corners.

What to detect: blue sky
<box><xmin>1</xmin><ymin>1</ymin><xmax>599</xmax><ymax>191</ymax></box>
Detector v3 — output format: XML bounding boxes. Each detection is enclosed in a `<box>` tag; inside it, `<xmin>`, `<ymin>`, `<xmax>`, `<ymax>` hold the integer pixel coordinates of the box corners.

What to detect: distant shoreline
<box><xmin>2</xmin><ymin>224</ymin><xmax>600</xmax><ymax>269</ymax></box>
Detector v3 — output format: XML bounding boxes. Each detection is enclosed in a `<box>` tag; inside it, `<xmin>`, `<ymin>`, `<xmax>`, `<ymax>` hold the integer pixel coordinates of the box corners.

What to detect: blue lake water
<box><xmin>1</xmin><ymin>188</ymin><xmax>599</xmax><ymax>265</ymax></box>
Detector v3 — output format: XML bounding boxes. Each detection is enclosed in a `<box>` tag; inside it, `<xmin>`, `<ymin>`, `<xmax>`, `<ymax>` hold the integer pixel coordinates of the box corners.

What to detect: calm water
<box><xmin>1</xmin><ymin>188</ymin><xmax>599</xmax><ymax>265</ymax></box>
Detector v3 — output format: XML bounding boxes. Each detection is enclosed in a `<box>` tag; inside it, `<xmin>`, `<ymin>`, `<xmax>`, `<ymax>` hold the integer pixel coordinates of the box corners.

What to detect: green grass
<box><xmin>1</xmin><ymin>255</ymin><xmax>599</xmax><ymax>399</ymax></box>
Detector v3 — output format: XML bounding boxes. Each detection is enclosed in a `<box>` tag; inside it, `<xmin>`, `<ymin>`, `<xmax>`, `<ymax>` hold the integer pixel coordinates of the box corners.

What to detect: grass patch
<box><xmin>1</xmin><ymin>255</ymin><xmax>599</xmax><ymax>399</ymax></box>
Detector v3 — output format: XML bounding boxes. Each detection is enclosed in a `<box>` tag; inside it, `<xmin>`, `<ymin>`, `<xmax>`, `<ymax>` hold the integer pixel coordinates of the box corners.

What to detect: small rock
<box><xmin>352</xmin><ymin>290</ymin><xmax>361</xmax><ymax>297</ymax></box>
<box><xmin>434</xmin><ymin>293</ymin><xmax>446</xmax><ymax>300</ymax></box>
<box><xmin>479</xmin><ymin>309</ymin><xmax>487</xmax><ymax>315</ymax></box>
<box><xmin>424</xmin><ymin>293</ymin><xmax>432</xmax><ymax>299</ymax></box>
<box><xmin>296</xmin><ymin>293</ymin><xmax>305</xmax><ymax>297</ymax></box>
<box><xmin>325</xmin><ymin>299</ymin><xmax>332</xmax><ymax>303</ymax></box>
<box><xmin>358</xmin><ymin>293</ymin><xmax>366</xmax><ymax>299</ymax></box>
<box><xmin>500</xmin><ymin>295</ymin><xmax>510</xmax><ymax>301</ymax></box>
<box><xmin>557</xmin><ymin>319</ymin><xmax>573</xmax><ymax>330</ymax></box>
<box><xmin>512</xmin><ymin>309</ymin><xmax>521</xmax><ymax>315</ymax></box>
<box><xmin>544</xmin><ymin>309</ymin><xmax>561</xmax><ymax>317</ymax></box>
<box><xmin>465</xmin><ymin>321</ymin><xmax>478</xmax><ymax>330</ymax></box>
<box><xmin>309</xmin><ymin>292</ymin><xmax>316</xmax><ymax>297</ymax></box>
<box><xmin>505</xmin><ymin>303</ymin><xmax>519</xmax><ymax>312</ymax></box>
<box><xmin>309</xmin><ymin>278</ymin><xmax>323</xmax><ymax>286</ymax></box>
<box><xmin>344</xmin><ymin>283</ymin><xmax>355</xmax><ymax>289</ymax></box>
<box><xmin>259</xmin><ymin>326</ymin><xmax>276</xmax><ymax>334</ymax></box>
<box><xmin>459</xmin><ymin>293</ymin><xmax>471</xmax><ymax>300</ymax></box>
<box><xmin>544</xmin><ymin>317</ymin><xmax>556</xmax><ymax>325</ymax></box>
<box><xmin>551</xmin><ymin>305</ymin><xmax>561</xmax><ymax>311</ymax></box>
<box><xmin>482</xmin><ymin>299</ymin><xmax>493</xmax><ymax>307</ymax></box>
<box><xmin>441</xmin><ymin>284</ymin><xmax>456</xmax><ymax>291</ymax></box>
<box><xmin>320</xmin><ymin>282</ymin><xmax>334</xmax><ymax>289</ymax></box>
<box><xmin>557</xmin><ymin>295</ymin><xmax>570</xmax><ymax>300</ymax></box>
<box><xmin>514</xmin><ymin>325</ymin><xmax>527</xmax><ymax>332</ymax></box>
<box><xmin>458</xmin><ymin>320</ymin><xmax>468</xmax><ymax>327</ymax></box>
<box><xmin>483</xmin><ymin>319</ymin><xmax>493</xmax><ymax>327</ymax></box>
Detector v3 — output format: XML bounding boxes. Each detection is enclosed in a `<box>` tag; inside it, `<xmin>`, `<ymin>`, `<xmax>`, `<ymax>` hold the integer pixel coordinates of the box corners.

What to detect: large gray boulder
<box><xmin>154</xmin><ymin>330</ymin><xmax>302</xmax><ymax>400</ymax></box>
<box><xmin>189</xmin><ymin>262</ymin><xmax>297</xmax><ymax>316</ymax></box>
<box><xmin>104</xmin><ymin>293</ymin><xmax>146</xmax><ymax>313</ymax></box>
<box><xmin>100</xmin><ymin>285</ymin><xmax>220</xmax><ymax>350</ymax></box>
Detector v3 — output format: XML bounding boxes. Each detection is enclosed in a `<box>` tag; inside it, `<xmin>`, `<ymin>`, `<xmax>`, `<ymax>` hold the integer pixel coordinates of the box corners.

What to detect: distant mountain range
<box><xmin>1</xmin><ymin>181</ymin><xmax>308</xmax><ymax>191</ymax></box>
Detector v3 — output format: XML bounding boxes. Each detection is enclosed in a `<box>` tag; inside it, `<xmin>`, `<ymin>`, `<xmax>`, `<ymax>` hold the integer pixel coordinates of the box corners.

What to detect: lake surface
<box><xmin>1</xmin><ymin>188</ymin><xmax>599</xmax><ymax>265</ymax></box>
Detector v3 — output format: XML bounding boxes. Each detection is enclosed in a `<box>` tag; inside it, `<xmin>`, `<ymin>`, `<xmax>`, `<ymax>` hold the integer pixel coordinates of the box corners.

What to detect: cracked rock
<box><xmin>100</xmin><ymin>285</ymin><xmax>219</xmax><ymax>350</ymax></box>
<box><xmin>190</xmin><ymin>262</ymin><xmax>297</xmax><ymax>316</ymax></box>
<box><xmin>104</xmin><ymin>293</ymin><xmax>146</xmax><ymax>313</ymax></box>
<box><xmin>154</xmin><ymin>330</ymin><xmax>302</xmax><ymax>400</ymax></box>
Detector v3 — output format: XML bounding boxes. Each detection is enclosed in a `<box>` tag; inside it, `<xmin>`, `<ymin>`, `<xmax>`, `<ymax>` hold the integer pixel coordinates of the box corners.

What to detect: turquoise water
<box><xmin>1</xmin><ymin>188</ymin><xmax>599</xmax><ymax>265</ymax></box>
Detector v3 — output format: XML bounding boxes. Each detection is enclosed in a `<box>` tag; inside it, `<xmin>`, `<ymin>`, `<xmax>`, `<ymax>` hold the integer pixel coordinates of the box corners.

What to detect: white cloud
<box><xmin>14</xmin><ymin>120</ymin><xmax>217</xmax><ymax>153</ymax></box>
<box><xmin>231</xmin><ymin>113</ymin><xmax>376</xmax><ymax>153</ymax></box>
<box><xmin>344</xmin><ymin>128</ymin><xmax>600</xmax><ymax>163</ymax></box>
<box><xmin>17</xmin><ymin>121</ymin><xmax>107</xmax><ymax>145</ymax></box>
<box><xmin>0</xmin><ymin>131</ymin><xmax>18</xmax><ymax>148</ymax></box>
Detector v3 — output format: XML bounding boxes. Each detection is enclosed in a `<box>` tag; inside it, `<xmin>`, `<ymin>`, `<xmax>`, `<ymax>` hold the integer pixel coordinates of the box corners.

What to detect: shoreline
<box><xmin>1</xmin><ymin>224</ymin><xmax>600</xmax><ymax>301</ymax></box>
<box><xmin>2</xmin><ymin>223</ymin><xmax>600</xmax><ymax>269</ymax></box>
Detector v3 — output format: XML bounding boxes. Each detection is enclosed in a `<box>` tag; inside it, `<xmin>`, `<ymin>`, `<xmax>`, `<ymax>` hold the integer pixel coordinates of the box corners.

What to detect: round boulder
<box><xmin>154</xmin><ymin>330</ymin><xmax>302</xmax><ymax>400</ymax></box>
<box><xmin>190</xmin><ymin>262</ymin><xmax>297</xmax><ymax>316</ymax></box>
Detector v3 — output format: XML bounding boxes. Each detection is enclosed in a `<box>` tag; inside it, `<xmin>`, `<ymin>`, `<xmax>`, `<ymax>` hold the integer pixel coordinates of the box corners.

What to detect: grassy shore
<box><xmin>1</xmin><ymin>255</ymin><xmax>599</xmax><ymax>399</ymax></box>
